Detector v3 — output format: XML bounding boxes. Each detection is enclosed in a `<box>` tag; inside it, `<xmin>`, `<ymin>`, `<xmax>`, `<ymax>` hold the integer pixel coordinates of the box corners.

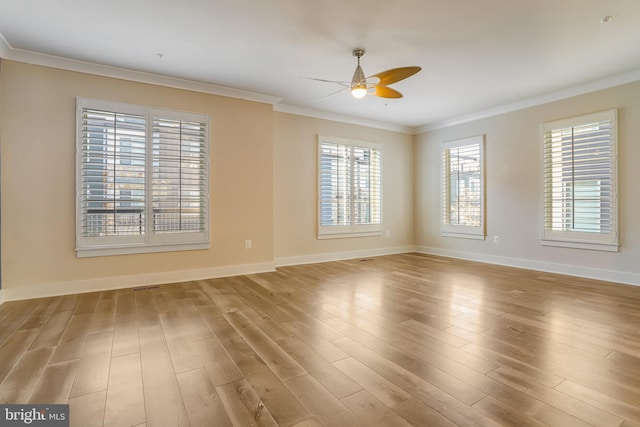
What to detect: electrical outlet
<box><xmin>493</xmin><ymin>235</ymin><xmax>500</xmax><ymax>244</ymax></box>
<box><xmin>245</xmin><ymin>240</ymin><xmax>252</xmax><ymax>249</ymax></box>
<box><xmin>385</xmin><ymin>230</ymin><xmax>390</xmax><ymax>238</ymax></box>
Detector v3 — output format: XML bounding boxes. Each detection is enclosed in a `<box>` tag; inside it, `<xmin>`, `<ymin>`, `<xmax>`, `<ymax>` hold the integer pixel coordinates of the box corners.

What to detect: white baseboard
<box><xmin>2</xmin><ymin>261</ymin><xmax>276</xmax><ymax>302</ymax></box>
<box><xmin>415</xmin><ymin>246</ymin><xmax>640</xmax><ymax>287</ymax></box>
<box><xmin>3</xmin><ymin>246</ymin><xmax>638</xmax><ymax>303</ymax></box>
<box><xmin>275</xmin><ymin>245</ymin><xmax>416</xmax><ymax>267</ymax></box>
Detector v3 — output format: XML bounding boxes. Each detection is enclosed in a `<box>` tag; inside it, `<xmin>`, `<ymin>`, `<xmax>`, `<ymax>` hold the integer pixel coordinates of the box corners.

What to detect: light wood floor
<box><xmin>1</xmin><ymin>253</ymin><xmax>640</xmax><ymax>426</ymax></box>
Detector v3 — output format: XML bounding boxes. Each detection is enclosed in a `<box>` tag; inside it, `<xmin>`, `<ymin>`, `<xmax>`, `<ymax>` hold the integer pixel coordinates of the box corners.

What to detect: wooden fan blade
<box><xmin>373</xmin><ymin>85</ymin><xmax>403</xmax><ymax>98</ymax></box>
<box><xmin>370</xmin><ymin>66</ymin><xmax>421</xmax><ymax>85</ymax></box>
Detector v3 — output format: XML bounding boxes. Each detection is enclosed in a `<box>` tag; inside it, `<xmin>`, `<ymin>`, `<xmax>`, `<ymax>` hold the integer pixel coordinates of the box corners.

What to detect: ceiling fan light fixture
<box><xmin>351</xmin><ymin>49</ymin><xmax>368</xmax><ymax>98</ymax></box>
<box><xmin>351</xmin><ymin>87</ymin><xmax>368</xmax><ymax>99</ymax></box>
<box><xmin>351</xmin><ymin>82</ymin><xmax>367</xmax><ymax>99</ymax></box>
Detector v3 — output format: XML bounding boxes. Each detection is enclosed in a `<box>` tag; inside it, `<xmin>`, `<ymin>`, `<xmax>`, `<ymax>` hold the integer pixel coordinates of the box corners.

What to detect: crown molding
<box><xmin>4</xmin><ymin>31</ymin><xmax>638</xmax><ymax>134</ymax></box>
<box><xmin>0</xmin><ymin>38</ymin><xmax>281</xmax><ymax>105</ymax></box>
<box><xmin>0</xmin><ymin>33</ymin><xmax>11</xmax><ymax>58</ymax></box>
<box><xmin>416</xmin><ymin>68</ymin><xmax>640</xmax><ymax>134</ymax></box>
<box><xmin>274</xmin><ymin>103</ymin><xmax>416</xmax><ymax>134</ymax></box>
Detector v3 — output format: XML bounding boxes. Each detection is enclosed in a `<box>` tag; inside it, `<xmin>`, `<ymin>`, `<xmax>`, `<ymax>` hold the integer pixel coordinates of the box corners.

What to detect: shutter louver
<box><xmin>318</xmin><ymin>137</ymin><xmax>382</xmax><ymax>237</ymax></box>
<box><xmin>541</xmin><ymin>109</ymin><xmax>618</xmax><ymax>251</ymax></box>
<box><xmin>442</xmin><ymin>143</ymin><xmax>481</xmax><ymax>227</ymax></box>
<box><xmin>440</xmin><ymin>135</ymin><xmax>484</xmax><ymax>239</ymax></box>
<box><xmin>77</xmin><ymin>98</ymin><xmax>210</xmax><ymax>256</ymax></box>
<box><xmin>544</xmin><ymin>117</ymin><xmax>613</xmax><ymax>233</ymax></box>
<box><xmin>319</xmin><ymin>142</ymin><xmax>351</xmax><ymax>226</ymax></box>
<box><xmin>80</xmin><ymin>108</ymin><xmax>146</xmax><ymax>237</ymax></box>
<box><xmin>153</xmin><ymin>118</ymin><xmax>207</xmax><ymax>233</ymax></box>
<box><xmin>353</xmin><ymin>146</ymin><xmax>381</xmax><ymax>225</ymax></box>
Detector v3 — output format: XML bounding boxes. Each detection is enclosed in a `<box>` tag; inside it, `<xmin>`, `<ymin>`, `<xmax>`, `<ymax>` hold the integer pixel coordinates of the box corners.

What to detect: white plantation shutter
<box><xmin>441</xmin><ymin>135</ymin><xmax>485</xmax><ymax>239</ymax></box>
<box><xmin>319</xmin><ymin>143</ymin><xmax>351</xmax><ymax>227</ymax></box>
<box><xmin>152</xmin><ymin>115</ymin><xmax>207</xmax><ymax>235</ymax></box>
<box><xmin>318</xmin><ymin>136</ymin><xmax>382</xmax><ymax>238</ymax></box>
<box><xmin>77</xmin><ymin>98</ymin><xmax>209</xmax><ymax>256</ymax></box>
<box><xmin>79</xmin><ymin>103</ymin><xmax>147</xmax><ymax>247</ymax></box>
<box><xmin>542</xmin><ymin>110</ymin><xmax>618</xmax><ymax>251</ymax></box>
<box><xmin>353</xmin><ymin>146</ymin><xmax>381</xmax><ymax>226</ymax></box>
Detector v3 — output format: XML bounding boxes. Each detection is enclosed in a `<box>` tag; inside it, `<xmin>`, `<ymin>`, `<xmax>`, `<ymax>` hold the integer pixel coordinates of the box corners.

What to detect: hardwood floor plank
<box><xmin>487</xmin><ymin>365</ymin><xmax>625</xmax><ymax>427</ymax></box>
<box><xmin>29</xmin><ymin>359</ymin><xmax>79</xmax><ymax>404</ymax></box>
<box><xmin>532</xmin><ymin>404</ymin><xmax>593</xmax><ymax>427</ymax></box>
<box><xmin>216</xmin><ymin>379</ymin><xmax>279</xmax><ymax>427</ymax></box>
<box><xmin>111</xmin><ymin>317</ymin><xmax>140</xmax><ymax>357</ymax></box>
<box><xmin>0</xmin><ymin>328</ymin><xmax>40</xmax><ymax>383</ymax></box>
<box><xmin>555</xmin><ymin>380</ymin><xmax>640</xmax><ymax>424</ymax></box>
<box><xmin>176</xmin><ymin>367</ymin><xmax>232</xmax><ymax>427</ymax></box>
<box><xmin>0</xmin><ymin>301</ymin><xmax>35</xmax><ymax>347</ymax></box>
<box><xmin>291</xmin><ymin>418</ymin><xmax>324</xmax><ymax>427</ymax></box>
<box><xmin>276</xmin><ymin>335</ymin><xmax>361</xmax><ymax>399</ymax></box>
<box><xmin>0</xmin><ymin>346</ymin><xmax>54</xmax><ymax>403</ymax></box>
<box><xmin>472</xmin><ymin>396</ymin><xmax>547</xmax><ymax>427</ymax></box>
<box><xmin>284</xmin><ymin>374</ymin><xmax>365</xmax><ymax>427</ymax></box>
<box><xmin>164</xmin><ymin>329</ymin><xmax>204</xmax><ymax>374</ymax></box>
<box><xmin>324</xmin><ymin>317</ymin><xmax>487</xmax><ymax>406</ymax></box>
<box><xmin>19</xmin><ymin>297</ymin><xmax>61</xmax><ymax>330</ymax></box>
<box><xmin>104</xmin><ymin>353</ymin><xmax>146</xmax><ymax>427</ymax></box>
<box><xmin>341</xmin><ymin>389</ymin><xmax>413</xmax><ymax>427</ymax></box>
<box><xmin>460</xmin><ymin>342</ymin><xmax>565</xmax><ymax>388</ymax></box>
<box><xmin>28</xmin><ymin>309</ymin><xmax>74</xmax><ymax>350</ymax></box>
<box><xmin>407</xmin><ymin>381</ymin><xmax>503</xmax><ymax>427</ymax></box>
<box><xmin>191</xmin><ymin>337</ymin><xmax>243</xmax><ymax>386</ymax></box>
<box><xmin>280</xmin><ymin>320</ymin><xmax>348</xmax><ymax>362</ymax></box>
<box><xmin>333</xmin><ymin>357</ymin><xmax>411</xmax><ymax>407</ymax></box>
<box><xmin>174</xmin><ymin>299</ymin><xmax>214</xmax><ymax>341</ymax></box>
<box><xmin>205</xmin><ymin>313</ymin><xmax>311</xmax><ymax>425</ymax></box>
<box><xmin>73</xmin><ymin>293</ymin><xmax>100</xmax><ymax>316</ymax></box>
<box><xmin>68</xmin><ymin>390</ymin><xmax>106</xmax><ymax>427</ymax></box>
<box><xmin>69</xmin><ymin>331</ymin><xmax>113</xmax><ymax>398</ymax></box>
<box><xmin>224</xmin><ymin>310</ymin><xmax>307</xmax><ymax>380</ymax></box>
<box><xmin>332</xmin><ymin>337</ymin><xmax>501</xmax><ymax>427</ymax></box>
<box><xmin>88</xmin><ymin>298</ymin><xmax>117</xmax><ymax>334</ymax></box>
<box><xmin>50</xmin><ymin>313</ymin><xmax>94</xmax><ymax>363</ymax></box>
<box><xmin>391</xmin><ymin>398</ymin><xmax>458</xmax><ymax>427</ymax></box>
<box><xmin>114</xmin><ymin>290</ymin><xmax>137</xmax><ymax>325</ymax></box>
<box><xmin>139</xmin><ymin>324</ymin><xmax>190</xmax><ymax>426</ymax></box>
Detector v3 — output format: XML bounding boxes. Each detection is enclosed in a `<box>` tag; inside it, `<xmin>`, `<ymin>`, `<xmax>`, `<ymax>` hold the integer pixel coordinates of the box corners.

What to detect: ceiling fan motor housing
<box><xmin>351</xmin><ymin>48</ymin><xmax>367</xmax><ymax>96</ymax></box>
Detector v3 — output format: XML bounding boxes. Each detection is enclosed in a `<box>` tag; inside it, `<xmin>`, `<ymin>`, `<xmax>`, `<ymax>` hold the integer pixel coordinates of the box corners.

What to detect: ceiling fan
<box><xmin>311</xmin><ymin>48</ymin><xmax>421</xmax><ymax>99</ymax></box>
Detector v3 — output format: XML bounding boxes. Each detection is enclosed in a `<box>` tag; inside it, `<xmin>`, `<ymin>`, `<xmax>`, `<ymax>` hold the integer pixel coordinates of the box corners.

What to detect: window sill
<box><xmin>317</xmin><ymin>231</ymin><xmax>382</xmax><ymax>240</ymax></box>
<box><xmin>541</xmin><ymin>239</ymin><xmax>619</xmax><ymax>252</ymax></box>
<box><xmin>76</xmin><ymin>241</ymin><xmax>210</xmax><ymax>258</ymax></box>
<box><xmin>441</xmin><ymin>232</ymin><xmax>486</xmax><ymax>240</ymax></box>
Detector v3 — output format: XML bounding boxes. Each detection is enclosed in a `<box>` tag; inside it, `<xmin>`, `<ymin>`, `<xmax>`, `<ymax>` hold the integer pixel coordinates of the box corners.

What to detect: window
<box><xmin>441</xmin><ymin>135</ymin><xmax>485</xmax><ymax>239</ymax></box>
<box><xmin>318</xmin><ymin>136</ymin><xmax>382</xmax><ymax>238</ymax></box>
<box><xmin>542</xmin><ymin>109</ymin><xmax>618</xmax><ymax>251</ymax></box>
<box><xmin>77</xmin><ymin>98</ymin><xmax>209</xmax><ymax>256</ymax></box>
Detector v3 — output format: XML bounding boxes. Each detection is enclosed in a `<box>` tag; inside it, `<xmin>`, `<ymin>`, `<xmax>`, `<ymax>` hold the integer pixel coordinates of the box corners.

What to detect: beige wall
<box><xmin>0</xmin><ymin>60</ymin><xmax>275</xmax><ymax>298</ymax></box>
<box><xmin>0</xmin><ymin>60</ymin><xmax>415</xmax><ymax>300</ymax></box>
<box><xmin>273</xmin><ymin>112</ymin><xmax>415</xmax><ymax>262</ymax></box>
<box><xmin>2</xmin><ymin>58</ymin><xmax>638</xmax><ymax>300</ymax></box>
<box><xmin>415</xmin><ymin>81</ymin><xmax>640</xmax><ymax>283</ymax></box>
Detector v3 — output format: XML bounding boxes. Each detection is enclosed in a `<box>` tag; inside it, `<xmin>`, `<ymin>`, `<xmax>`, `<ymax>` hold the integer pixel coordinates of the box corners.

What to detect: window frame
<box><xmin>76</xmin><ymin>97</ymin><xmax>210</xmax><ymax>257</ymax></box>
<box><xmin>540</xmin><ymin>109</ymin><xmax>618</xmax><ymax>252</ymax></box>
<box><xmin>317</xmin><ymin>135</ymin><xmax>382</xmax><ymax>239</ymax></box>
<box><xmin>440</xmin><ymin>135</ymin><xmax>485</xmax><ymax>240</ymax></box>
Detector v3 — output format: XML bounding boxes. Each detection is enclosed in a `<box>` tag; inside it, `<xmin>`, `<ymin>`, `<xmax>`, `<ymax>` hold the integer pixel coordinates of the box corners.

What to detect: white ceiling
<box><xmin>1</xmin><ymin>0</ymin><xmax>640</xmax><ymax>130</ymax></box>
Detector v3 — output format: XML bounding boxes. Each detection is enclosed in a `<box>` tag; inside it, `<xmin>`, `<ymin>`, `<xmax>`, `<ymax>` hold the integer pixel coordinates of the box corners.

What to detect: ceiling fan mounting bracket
<box><xmin>352</xmin><ymin>48</ymin><xmax>366</xmax><ymax>59</ymax></box>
